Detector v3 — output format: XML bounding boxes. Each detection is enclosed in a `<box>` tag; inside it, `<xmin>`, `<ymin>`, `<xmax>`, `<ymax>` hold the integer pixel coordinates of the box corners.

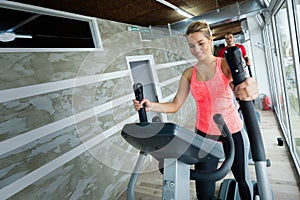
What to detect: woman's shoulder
<box><xmin>183</xmin><ymin>66</ymin><xmax>194</xmax><ymax>76</ymax></box>
<box><xmin>183</xmin><ymin>66</ymin><xmax>194</xmax><ymax>73</ymax></box>
<box><xmin>182</xmin><ymin>66</ymin><xmax>194</xmax><ymax>81</ymax></box>
<box><xmin>218</xmin><ymin>57</ymin><xmax>227</xmax><ymax>67</ymax></box>
<box><xmin>219</xmin><ymin>57</ymin><xmax>231</xmax><ymax>79</ymax></box>
<box><xmin>219</xmin><ymin>57</ymin><xmax>226</xmax><ymax>64</ymax></box>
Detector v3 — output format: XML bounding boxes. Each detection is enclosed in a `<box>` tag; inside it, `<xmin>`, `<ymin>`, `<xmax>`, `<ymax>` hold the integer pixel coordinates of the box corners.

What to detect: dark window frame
<box><xmin>0</xmin><ymin>1</ymin><xmax>103</xmax><ymax>52</ymax></box>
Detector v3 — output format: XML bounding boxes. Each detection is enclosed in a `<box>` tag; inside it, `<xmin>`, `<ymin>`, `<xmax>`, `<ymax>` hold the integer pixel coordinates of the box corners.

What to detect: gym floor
<box><xmin>118</xmin><ymin>110</ymin><xmax>300</xmax><ymax>200</ymax></box>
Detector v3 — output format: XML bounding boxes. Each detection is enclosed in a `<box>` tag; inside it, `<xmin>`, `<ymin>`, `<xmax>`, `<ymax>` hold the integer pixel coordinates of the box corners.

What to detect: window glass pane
<box><xmin>275</xmin><ymin>2</ymin><xmax>300</xmax><ymax>163</ymax></box>
<box><xmin>265</xmin><ymin>25</ymin><xmax>282</xmax><ymax>115</ymax></box>
<box><xmin>293</xmin><ymin>0</ymin><xmax>300</xmax><ymax>164</ymax></box>
<box><xmin>274</xmin><ymin>3</ymin><xmax>291</xmax><ymax>144</ymax></box>
<box><xmin>0</xmin><ymin>8</ymin><xmax>94</xmax><ymax>48</ymax></box>
<box><xmin>0</xmin><ymin>1</ymin><xmax>103</xmax><ymax>52</ymax></box>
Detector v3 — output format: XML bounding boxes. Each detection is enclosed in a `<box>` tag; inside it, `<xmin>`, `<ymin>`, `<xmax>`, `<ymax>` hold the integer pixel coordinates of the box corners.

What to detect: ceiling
<box><xmin>4</xmin><ymin>0</ymin><xmax>267</xmax><ymax>41</ymax></box>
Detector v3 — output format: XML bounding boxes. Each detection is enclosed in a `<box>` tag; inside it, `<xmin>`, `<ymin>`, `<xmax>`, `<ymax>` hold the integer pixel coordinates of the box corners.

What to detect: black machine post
<box><xmin>133</xmin><ymin>83</ymin><xmax>148</xmax><ymax>123</ymax></box>
<box><xmin>224</xmin><ymin>46</ymin><xmax>273</xmax><ymax>200</ymax></box>
<box><xmin>126</xmin><ymin>83</ymin><xmax>149</xmax><ymax>200</ymax></box>
<box><xmin>245</xmin><ymin>57</ymin><xmax>253</xmax><ymax>77</ymax></box>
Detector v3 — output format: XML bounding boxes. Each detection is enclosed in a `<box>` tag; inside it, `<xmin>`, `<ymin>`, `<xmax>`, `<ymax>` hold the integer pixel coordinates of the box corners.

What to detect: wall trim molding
<box><xmin>0</xmin><ymin>70</ymin><xmax>129</xmax><ymax>103</ymax></box>
<box><xmin>0</xmin><ymin>114</ymin><xmax>138</xmax><ymax>199</ymax></box>
<box><xmin>0</xmin><ymin>93</ymin><xmax>134</xmax><ymax>156</ymax></box>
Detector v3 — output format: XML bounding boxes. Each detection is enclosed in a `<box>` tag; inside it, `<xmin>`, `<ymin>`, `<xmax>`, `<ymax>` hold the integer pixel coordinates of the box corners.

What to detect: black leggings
<box><xmin>195</xmin><ymin>130</ymin><xmax>252</xmax><ymax>200</ymax></box>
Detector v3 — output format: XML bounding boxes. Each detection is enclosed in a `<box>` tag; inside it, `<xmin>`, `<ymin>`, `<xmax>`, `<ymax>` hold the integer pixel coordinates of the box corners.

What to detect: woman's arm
<box><xmin>133</xmin><ymin>67</ymin><xmax>192</xmax><ymax>113</ymax></box>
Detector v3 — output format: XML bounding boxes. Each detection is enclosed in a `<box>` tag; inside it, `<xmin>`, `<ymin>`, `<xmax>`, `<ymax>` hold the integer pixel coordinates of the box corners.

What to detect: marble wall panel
<box><xmin>160</xmin><ymin>81</ymin><xmax>180</xmax><ymax>99</ymax></box>
<box><xmin>0</xmin><ymin>52</ymin><xmax>89</xmax><ymax>90</ymax></box>
<box><xmin>95</xmin><ymin>76</ymin><xmax>132</xmax><ymax>106</ymax></box>
<box><xmin>0</xmin><ymin>125</ymin><xmax>80</xmax><ymax>187</ymax></box>
<box><xmin>0</xmin><ymin>17</ymin><xmax>195</xmax><ymax>199</ymax></box>
<box><xmin>8</xmin><ymin>148</ymin><xmax>131</xmax><ymax>200</ymax></box>
<box><xmin>167</xmin><ymin>94</ymin><xmax>196</xmax><ymax>129</ymax></box>
<box><xmin>0</xmin><ymin>89</ymin><xmax>73</xmax><ymax>140</ymax></box>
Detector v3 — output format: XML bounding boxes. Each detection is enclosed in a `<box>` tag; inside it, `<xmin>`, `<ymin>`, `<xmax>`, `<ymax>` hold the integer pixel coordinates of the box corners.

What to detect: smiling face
<box><xmin>187</xmin><ymin>32</ymin><xmax>213</xmax><ymax>61</ymax></box>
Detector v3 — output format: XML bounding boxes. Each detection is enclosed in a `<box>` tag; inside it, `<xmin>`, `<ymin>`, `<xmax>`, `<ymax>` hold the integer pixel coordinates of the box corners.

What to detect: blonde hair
<box><xmin>185</xmin><ymin>21</ymin><xmax>214</xmax><ymax>53</ymax></box>
<box><xmin>185</xmin><ymin>21</ymin><xmax>212</xmax><ymax>39</ymax></box>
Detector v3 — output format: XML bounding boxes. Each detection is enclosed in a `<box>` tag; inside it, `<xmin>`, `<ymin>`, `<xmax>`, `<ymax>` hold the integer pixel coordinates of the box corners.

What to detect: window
<box><xmin>275</xmin><ymin>0</ymin><xmax>300</xmax><ymax>168</ymax></box>
<box><xmin>0</xmin><ymin>1</ymin><xmax>103</xmax><ymax>52</ymax></box>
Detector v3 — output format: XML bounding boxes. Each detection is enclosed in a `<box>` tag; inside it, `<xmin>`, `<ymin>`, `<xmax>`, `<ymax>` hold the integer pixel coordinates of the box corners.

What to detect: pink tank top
<box><xmin>190</xmin><ymin>58</ymin><xmax>243</xmax><ymax>135</ymax></box>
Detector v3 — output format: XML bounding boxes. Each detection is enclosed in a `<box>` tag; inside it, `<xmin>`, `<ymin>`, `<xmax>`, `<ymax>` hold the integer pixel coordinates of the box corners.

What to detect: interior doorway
<box><xmin>126</xmin><ymin>55</ymin><xmax>166</xmax><ymax>122</ymax></box>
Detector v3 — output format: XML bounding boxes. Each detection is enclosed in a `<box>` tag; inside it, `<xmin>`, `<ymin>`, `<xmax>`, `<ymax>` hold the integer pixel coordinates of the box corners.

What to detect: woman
<box><xmin>133</xmin><ymin>21</ymin><xmax>256</xmax><ymax>200</ymax></box>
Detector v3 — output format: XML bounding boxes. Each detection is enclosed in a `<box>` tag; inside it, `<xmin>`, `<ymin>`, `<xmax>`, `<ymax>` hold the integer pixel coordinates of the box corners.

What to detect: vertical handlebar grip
<box><xmin>224</xmin><ymin>46</ymin><xmax>246</xmax><ymax>86</ymax></box>
<box><xmin>213</xmin><ymin>114</ymin><xmax>230</xmax><ymax>138</ymax></box>
<box><xmin>133</xmin><ymin>83</ymin><xmax>148</xmax><ymax>123</ymax></box>
<box><xmin>213</xmin><ymin>113</ymin><xmax>234</xmax><ymax>158</ymax></box>
<box><xmin>224</xmin><ymin>46</ymin><xmax>266</xmax><ymax>162</ymax></box>
<box><xmin>190</xmin><ymin>113</ymin><xmax>235</xmax><ymax>182</ymax></box>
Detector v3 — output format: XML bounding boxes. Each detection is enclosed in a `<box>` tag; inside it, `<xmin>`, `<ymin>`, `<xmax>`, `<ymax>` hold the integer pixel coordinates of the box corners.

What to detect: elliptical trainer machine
<box><xmin>121</xmin><ymin>83</ymin><xmax>235</xmax><ymax>200</ymax></box>
<box><xmin>220</xmin><ymin>46</ymin><xmax>274</xmax><ymax>200</ymax></box>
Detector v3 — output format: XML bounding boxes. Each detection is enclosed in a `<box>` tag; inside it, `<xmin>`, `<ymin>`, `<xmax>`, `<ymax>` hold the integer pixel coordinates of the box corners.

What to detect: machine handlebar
<box><xmin>133</xmin><ymin>82</ymin><xmax>148</xmax><ymax>123</ymax></box>
<box><xmin>190</xmin><ymin>114</ymin><xmax>235</xmax><ymax>182</ymax></box>
<box><xmin>224</xmin><ymin>46</ymin><xmax>266</xmax><ymax>161</ymax></box>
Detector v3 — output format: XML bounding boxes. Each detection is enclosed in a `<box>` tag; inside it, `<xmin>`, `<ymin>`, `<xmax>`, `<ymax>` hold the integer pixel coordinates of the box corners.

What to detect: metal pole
<box><xmin>126</xmin><ymin>151</ymin><xmax>147</xmax><ymax>200</ymax></box>
<box><xmin>225</xmin><ymin>46</ymin><xmax>273</xmax><ymax>200</ymax></box>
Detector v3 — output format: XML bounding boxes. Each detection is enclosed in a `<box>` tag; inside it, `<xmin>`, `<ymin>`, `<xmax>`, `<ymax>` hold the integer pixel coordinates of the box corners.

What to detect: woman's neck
<box><xmin>195</xmin><ymin>56</ymin><xmax>217</xmax><ymax>81</ymax></box>
<box><xmin>197</xmin><ymin>55</ymin><xmax>216</xmax><ymax>68</ymax></box>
